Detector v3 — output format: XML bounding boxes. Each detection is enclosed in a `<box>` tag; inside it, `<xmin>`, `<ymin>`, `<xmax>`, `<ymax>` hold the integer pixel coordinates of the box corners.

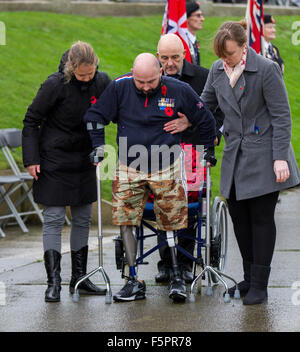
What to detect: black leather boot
<box><xmin>228</xmin><ymin>260</ymin><xmax>251</xmax><ymax>297</ymax></box>
<box><xmin>243</xmin><ymin>264</ymin><xmax>270</xmax><ymax>305</ymax></box>
<box><xmin>44</xmin><ymin>250</ymin><xmax>61</xmax><ymax>302</ymax></box>
<box><xmin>69</xmin><ymin>245</ymin><xmax>106</xmax><ymax>295</ymax></box>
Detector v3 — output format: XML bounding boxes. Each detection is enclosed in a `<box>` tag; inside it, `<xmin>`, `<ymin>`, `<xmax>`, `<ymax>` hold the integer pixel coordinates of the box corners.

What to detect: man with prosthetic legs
<box><xmin>84</xmin><ymin>53</ymin><xmax>216</xmax><ymax>302</ymax></box>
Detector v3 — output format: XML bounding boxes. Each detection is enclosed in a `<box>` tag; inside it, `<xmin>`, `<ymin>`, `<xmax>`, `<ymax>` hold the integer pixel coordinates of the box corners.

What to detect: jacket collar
<box><xmin>216</xmin><ymin>46</ymin><xmax>258</xmax><ymax>73</ymax></box>
<box><xmin>181</xmin><ymin>59</ymin><xmax>195</xmax><ymax>77</ymax></box>
<box><xmin>133</xmin><ymin>76</ymin><xmax>163</xmax><ymax>97</ymax></box>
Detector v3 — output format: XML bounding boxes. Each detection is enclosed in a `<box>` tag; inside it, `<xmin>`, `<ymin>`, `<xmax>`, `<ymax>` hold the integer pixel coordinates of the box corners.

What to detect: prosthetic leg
<box><xmin>121</xmin><ymin>225</ymin><xmax>137</xmax><ymax>275</ymax></box>
<box><xmin>113</xmin><ymin>225</ymin><xmax>146</xmax><ymax>302</ymax></box>
<box><xmin>167</xmin><ymin>231</ymin><xmax>187</xmax><ymax>302</ymax></box>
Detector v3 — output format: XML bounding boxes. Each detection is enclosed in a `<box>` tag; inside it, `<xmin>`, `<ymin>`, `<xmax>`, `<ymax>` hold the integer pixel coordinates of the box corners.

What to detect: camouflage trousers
<box><xmin>112</xmin><ymin>156</ymin><xmax>188</xmax><ymax>231</ymax></box>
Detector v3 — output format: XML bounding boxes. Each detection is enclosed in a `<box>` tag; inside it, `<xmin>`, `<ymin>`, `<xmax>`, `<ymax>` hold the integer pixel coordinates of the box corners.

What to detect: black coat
<box><xmin>178</xmin><ymin>59</ymin><xmax>224</xmax><ymax>145</ymax></box>
<box><xmin>22</xmin><ymin>56</ymin><xmax>111</xmax><ymax>206</ymax></box>
<box><xmin>265</xmin><ymin>43</ymin><xmax>284</xmax><ymax>73</ymax></box>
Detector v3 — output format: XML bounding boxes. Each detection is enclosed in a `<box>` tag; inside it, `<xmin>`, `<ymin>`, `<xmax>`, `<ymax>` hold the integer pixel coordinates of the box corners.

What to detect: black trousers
<box><xmin>227</xmin><ymin>184</ymin><xmax>279</xmax><ymax>267</ymax></box>
<box><xmin>157</xmin><ymin>224</ymin><xmax>196</xmax><ymax>271</ymax></box>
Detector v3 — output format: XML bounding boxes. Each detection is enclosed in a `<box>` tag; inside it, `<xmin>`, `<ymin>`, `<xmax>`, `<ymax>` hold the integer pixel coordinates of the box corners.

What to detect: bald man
<box><xmin>155</xmin><ymin>34</ymin><xmax>224</xmax><ymax>284</ymax></box>
<box><xmin>84</xmin><ymin>53</ymin><xmax>216</xmax><ymax>302</ymax></box>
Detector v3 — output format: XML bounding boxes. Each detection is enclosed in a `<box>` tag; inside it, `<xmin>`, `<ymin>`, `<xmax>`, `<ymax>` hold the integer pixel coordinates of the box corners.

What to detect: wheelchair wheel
<box><xmin>114</xmin><ymin>236</ymin><xmax>130</xmax><ymax>283</ymax></box>
<box><xmin>123</xmin><ymin>264</ymin><xmax>130</xmax><ymax>284</ymax></box>
<box><xmin>114</xmin><ymin>236</ymin><xmax>124</xmax><ymax>270</ymax></box>
<box><xmin>210</xmin><ymin>197</ymin><xmax>228</xmax><ymax>284</ymax></box>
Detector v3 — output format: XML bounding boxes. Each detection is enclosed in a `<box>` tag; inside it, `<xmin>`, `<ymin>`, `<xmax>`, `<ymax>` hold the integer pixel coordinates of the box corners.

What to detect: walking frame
<box><xmin>189</xmin><ymin>161</ymin><xmax>240</xmax><ymax>303</ymax></box>
<box><xmin>72</xmin><ymin>165</ymin><xmax>112</xmax><ymax>304</ymax></box>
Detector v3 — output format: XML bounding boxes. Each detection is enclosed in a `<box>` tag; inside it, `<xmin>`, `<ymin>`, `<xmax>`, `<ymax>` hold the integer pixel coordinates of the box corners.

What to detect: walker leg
<box><xmin>100</xmin><ymin>266</ymin><xmax>112</xmax><ymax>304</ymax></box>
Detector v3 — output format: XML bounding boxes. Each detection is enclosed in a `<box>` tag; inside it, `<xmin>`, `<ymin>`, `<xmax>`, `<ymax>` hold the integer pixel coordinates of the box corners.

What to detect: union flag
<box><xmin>246</xmin><ymin>0</ymin><xmax>265</xmax><ymax>55</ymax></box>
<box><xmin>161</xmin><ymin>0</ymin><xmax>192</xmax><ymax>62</ymax></box>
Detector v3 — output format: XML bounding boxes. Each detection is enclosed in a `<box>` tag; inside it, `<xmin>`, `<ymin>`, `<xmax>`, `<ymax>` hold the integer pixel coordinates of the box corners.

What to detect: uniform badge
<box><xmin>158</xmin><ymin>98</ymin><xmax>175</xmax><ymax>109</ymax></box>
<box><xmin>158</xmin><ymin>98</ymin><xmax>175</xmax><ymax>117</ymax></box>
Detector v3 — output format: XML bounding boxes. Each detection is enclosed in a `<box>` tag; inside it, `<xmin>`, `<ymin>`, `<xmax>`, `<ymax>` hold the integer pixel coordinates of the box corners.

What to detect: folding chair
<box><xmin>0</xmin><ymin>128</ymin><xmax>44</xmax><ymax>226</ymax></box>
<box><xmin>0</xmin><ymin>175</ymin><xmax>29</xmax><ymax>237</ymax></box>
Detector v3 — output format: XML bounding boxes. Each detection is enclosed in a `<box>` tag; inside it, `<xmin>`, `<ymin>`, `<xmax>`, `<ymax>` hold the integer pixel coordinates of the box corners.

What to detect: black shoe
<box><xmin>155</xmin><ymin>268</ymin><xmax>170</xmax><ymax>283</ymax></box>
<box><xmin>181</xmin><ymin>270</ymin><xmax>194</xmax><ymax>284</ymax></box>
<box><xmin>243</xmin><ymin>264</ymin><xmax>270</xmax><ymax>305</ymax></box>
<box><xmin>226</xmin><ymin>260</ymin><xmax>251</xmax><ymax>297</ymax></box>
<box><xmin>69</xmin><ymin>246</ymin><xmax>106</xmax><ymax>295</ymax></box>
<box><xmin>44</xmin><ymin>250</ymin><xmax>62</xmax><ymax>302</ymax></box>
<box><xmin>169</xmin><ymin>278</ymin><xmax>187</xmax><ymax>302</ymax></box>
<box><xmin>228</xmin><ymin>280</ymin><xmax>250</xmax><ymax>297</ymax></box>
<box><xmin>113</xmin><ymin>279</ymin><xmax>146</xmax><ymax>302</ymax></box>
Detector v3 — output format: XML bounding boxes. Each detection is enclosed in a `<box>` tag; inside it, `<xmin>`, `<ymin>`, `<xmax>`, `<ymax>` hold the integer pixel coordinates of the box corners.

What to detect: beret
<box><xmin>264</xmin><ymin>14</ymin><xmax>275</xmax><ymax>25</ymax></box>
<box><xmin>186</xmin><ymin>2</ymin><xmax>200</xmax><ymax>18</ymax></box>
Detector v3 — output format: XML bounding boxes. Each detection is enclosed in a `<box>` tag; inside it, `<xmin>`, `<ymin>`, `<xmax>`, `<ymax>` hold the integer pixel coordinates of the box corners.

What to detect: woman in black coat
<box><xmin>22</xmin><ymin>41</ymin><xmax>111</xmax><ymax>302</ymax></box>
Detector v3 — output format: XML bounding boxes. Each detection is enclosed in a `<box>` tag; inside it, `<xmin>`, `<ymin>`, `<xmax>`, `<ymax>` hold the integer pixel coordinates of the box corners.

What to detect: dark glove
<box><xmin>204</xmin><ymin>146</ymin><xmax>217</xmax><ymax>167</ymax></box>
<box><xmin>89</xmin><ymin>146</ymin><xmax>105</xmax><ymax>164</ymax></box>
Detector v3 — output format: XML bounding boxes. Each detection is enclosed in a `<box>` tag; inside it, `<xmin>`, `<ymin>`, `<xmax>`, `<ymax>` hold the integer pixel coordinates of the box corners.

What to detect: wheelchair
<box><xmin>114</xmin><ymin>157</ymin><xmax>239</xmax><ymax>303</ymax></box>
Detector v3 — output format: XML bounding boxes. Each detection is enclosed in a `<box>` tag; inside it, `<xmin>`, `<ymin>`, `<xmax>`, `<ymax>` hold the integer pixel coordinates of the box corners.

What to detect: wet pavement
<box><xmin>0</xmin><ymin>187</ymin><xmax>300</xmax><ymax>333</ymax></box>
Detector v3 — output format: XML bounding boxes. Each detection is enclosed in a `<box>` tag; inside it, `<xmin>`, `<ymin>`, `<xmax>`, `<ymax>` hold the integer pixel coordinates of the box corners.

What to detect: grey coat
<box><xmin>201</xmin><ymin>47</ymin><xmax>300</xmax><ymax>200</ymax></box>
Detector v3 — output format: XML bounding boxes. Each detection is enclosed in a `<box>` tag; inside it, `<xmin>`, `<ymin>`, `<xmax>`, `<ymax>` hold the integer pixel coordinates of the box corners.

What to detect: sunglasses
<box><xmin>190</xmin><ymin>13</ymin><xmax>204</xmax><ymax>18</ymax></box>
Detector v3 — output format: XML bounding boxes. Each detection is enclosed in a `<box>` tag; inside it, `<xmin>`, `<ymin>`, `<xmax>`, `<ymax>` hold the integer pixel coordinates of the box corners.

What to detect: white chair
<box><xmin>0</xmin><ymin>128</ymin><xmax>44</xmax><ymax>225</ymax></box>
<box><xmin>0</xmin><ymin>175</ymin><xmax>29</xmax><ymax>237</ymax></box>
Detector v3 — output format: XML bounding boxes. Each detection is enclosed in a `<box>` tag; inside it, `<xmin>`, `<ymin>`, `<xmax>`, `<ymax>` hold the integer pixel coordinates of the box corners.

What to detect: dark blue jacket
<box><xmin>83</xmin><ymin>74</ymin><xmax>216</xmax><ymax>171</ymax></box>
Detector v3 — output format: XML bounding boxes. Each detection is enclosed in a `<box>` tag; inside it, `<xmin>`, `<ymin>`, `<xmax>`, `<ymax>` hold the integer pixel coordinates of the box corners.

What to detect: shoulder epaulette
<box><xmin>114</xmin><ymin>75</ymin><xmax>132</xmax><ymax>83</ymax></box>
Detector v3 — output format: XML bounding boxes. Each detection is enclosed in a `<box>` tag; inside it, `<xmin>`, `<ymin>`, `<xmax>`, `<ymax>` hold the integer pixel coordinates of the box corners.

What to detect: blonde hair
<box><xmin>213</xmin><ymin>20</ymin><xmax>248</xmax><ymax>58</ymax></box>
<box><xmin>64</xmin><ymin>41</ymin><xmax>98</xmax><ymax>83</ymax></box>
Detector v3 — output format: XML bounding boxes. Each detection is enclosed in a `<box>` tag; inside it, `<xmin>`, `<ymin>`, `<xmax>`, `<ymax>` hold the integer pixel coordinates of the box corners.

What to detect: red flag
<box><xmin>246</xmin><ymin>0</ymin><xmax>265</xmax><ymax>55</ymax></box>
<box><xmin>161</xmin><ymin>0</ymin><xmax>192</xmax><ymax>62</ymax></box>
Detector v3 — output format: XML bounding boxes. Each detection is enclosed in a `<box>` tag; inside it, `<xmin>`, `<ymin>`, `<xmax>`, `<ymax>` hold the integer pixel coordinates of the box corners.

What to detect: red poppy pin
<box><xmin>197</xmin><ymin>101</ymin><xmax>203</xmax><ymax>109</ymax></box>
<box><xmin>91</xmin><ymin>96</ymin><xmax>97</xmax><ymax>105</ymax></box>
<box><xmin>165</xmin><ymin>107</ymin><xmax>173</xmax><ymax>117</ymax></box>
<box><xmin>161</xmin><ymin>85</ymin><xmax>167</xmax><ymax>96</ymax></box>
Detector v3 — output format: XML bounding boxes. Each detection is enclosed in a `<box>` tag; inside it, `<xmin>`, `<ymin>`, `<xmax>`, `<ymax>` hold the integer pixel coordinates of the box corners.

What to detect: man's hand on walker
<box><xmin>163</xmin><ymin>112</ymin><xmax>192</xmax><ymax>134</ymax></box>
<box><xmin>89</xmin><ymin>146</ymin><xmax>105</xmax><ymax>165</ymax></box>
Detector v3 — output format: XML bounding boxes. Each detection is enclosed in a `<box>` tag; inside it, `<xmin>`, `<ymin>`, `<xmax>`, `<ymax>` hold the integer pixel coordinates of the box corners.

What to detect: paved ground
<box><xmin>1</xmin><ymin>187</ymin><xmax>300</xmax><ymax>334</ymax></box>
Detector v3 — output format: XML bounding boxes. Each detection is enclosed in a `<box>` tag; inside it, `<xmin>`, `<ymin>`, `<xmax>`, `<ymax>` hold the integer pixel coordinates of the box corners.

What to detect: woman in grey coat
<box><xmin>166</xmin><ymin>20</ymin><xmax>300</xmax><ymax>304</ymax></box>
<box><xmin>200</xmin><ymin>21</ymin><xmax>300</xmax><ymax>305</ymax></box>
